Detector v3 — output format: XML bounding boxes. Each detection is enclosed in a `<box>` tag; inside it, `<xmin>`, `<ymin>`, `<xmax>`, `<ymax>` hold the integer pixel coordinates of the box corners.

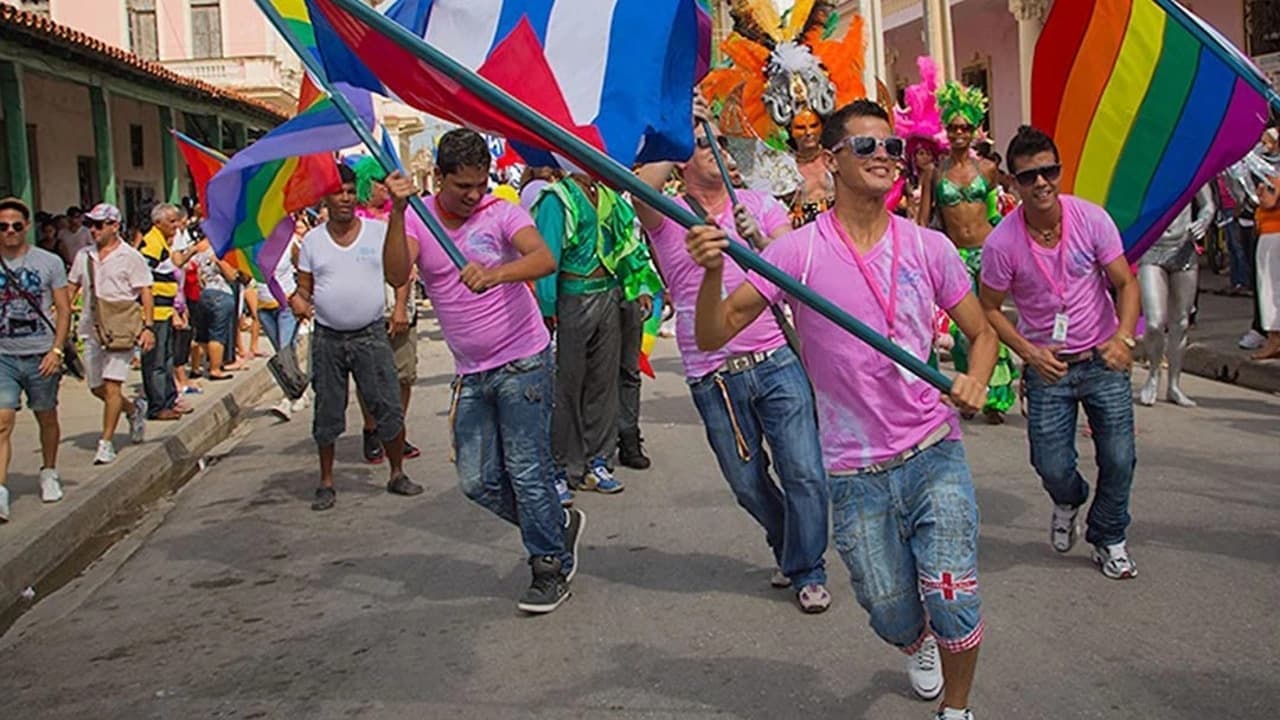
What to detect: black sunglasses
<box><xmin>838</xmin><ymin>135</ymin><xmax>906</xmax><ymax>160</ymax></box>
<box><xmin>0</xmin><ymin>221</ymin><xmax>26</xmax><ymax>233</ymax></box>
<box><xmin>85</xmin><ymin>219</ymin><xmax>115</xmax><ymax>229</ymax></box>
<box><xmin>1014</xmin><ymin>164</ymin><xmax>1063</xmax><ymax>187</ymax></box>
<box><xmin>947</xmin><ymin>123</ymin><xmax>974</xmax><ymax>134</ymax></box>
<box><xmin>696</xmin><ymin>135</ymin><xmax>730</xmax><ymax>150</ymax></box>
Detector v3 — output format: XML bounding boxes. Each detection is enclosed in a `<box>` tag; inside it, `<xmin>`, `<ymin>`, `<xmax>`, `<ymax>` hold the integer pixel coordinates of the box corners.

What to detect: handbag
<box><xmin>267</xmin><ymin>320</ymin><xmax>310</xmax><ymax>400</ymax></box>
<box><xmin>86</xmin><ymin>254</ymin><xmax>144</xmax><ymax>352</ymax></box>
<box><xmin>0</xmin><ymin>253</ymin><xmax>84</xmax><ymax>379</ymax></box>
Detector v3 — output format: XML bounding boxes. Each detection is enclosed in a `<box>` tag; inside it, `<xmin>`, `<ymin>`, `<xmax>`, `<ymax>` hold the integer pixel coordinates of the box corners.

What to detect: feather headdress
<box><xmin>937</xmin><ymin>81</ymin><xmax>988</xmax><ymax>128</ymax></box>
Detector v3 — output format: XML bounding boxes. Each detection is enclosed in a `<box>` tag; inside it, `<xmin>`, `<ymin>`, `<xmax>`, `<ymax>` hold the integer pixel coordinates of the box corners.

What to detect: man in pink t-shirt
<box><xmin>688</xmin><ymin>101</ymin><xmax>996</xmax><ymax>720</ymax></box>
<box><xmin>382</xmin><ymin>129</ymin><xmax>584</xmax><ymax>616</ymax></box>
<box><xmin>979</xmin><ymin>125</ymin><xmax>1141</xmax><ymax>582</ymax></box>
<box><xmin>632</xmin><ymin>104</ymin><xmax>834</xmax><ymax>614</ymax></box>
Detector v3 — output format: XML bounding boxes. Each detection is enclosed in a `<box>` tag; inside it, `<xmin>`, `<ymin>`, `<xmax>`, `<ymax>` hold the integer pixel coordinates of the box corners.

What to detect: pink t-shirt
<box><xmin>982</xmin><ymin>195</ymin><xmax>1124</xmax><ymax>355</ymax></box>
<box><xmin>409</xmin><ymin>197</ymin><xmax>550</xmax><ymax>375</ymax></box>
<box><xmin>646</xmin><ymin>190</ymin><xmax>791</xmax><ymax>379</ymax></box>
<box><xmin>68</xmin><ymin>243</ymin><xmax>152</xmax><ymax>338</ymax></box>
<box><xmin>746</xmin><ymin>212</ymin><xmax>971</xmax><ymax>471</ymax></box>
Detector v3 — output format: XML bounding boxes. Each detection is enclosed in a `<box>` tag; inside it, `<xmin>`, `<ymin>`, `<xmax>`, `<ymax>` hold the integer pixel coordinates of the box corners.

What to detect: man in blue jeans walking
<box><xmin>632</xmin><ymin>100</ymin><xmax>833</xmax><ymax>613</ymax></box>
<box><xmin>980</xmin><ymin>125</ymin><xmax>1141</xmax><ymax>580</ymax></box>
<box><xmin>382</xmin><ymin>130</ymin><xmax>584</xmax><ymax>614</ymax></box>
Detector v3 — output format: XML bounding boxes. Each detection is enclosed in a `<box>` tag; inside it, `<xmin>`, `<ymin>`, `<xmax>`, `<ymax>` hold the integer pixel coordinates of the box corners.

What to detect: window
<box><xmin>191</xmin><ymin>0</ymin><xmax>223</xmax><ymax>60</ymax></box>
<box><xmin>77</xmin><ymin>156</ymin><xmax>99</xmax><ymax>209</ymax></box>
<box><xmin>130</xmin><ymin>124</ymin><xmax>145</xmax><ymax>168</ymax></box>
<box><xmin>1247</xmin><ymin>0</ymin><xmax>1280</xmax><ymax>56</ymax></box>
<box><xmin>127</xmin><ymin>0</ymin><xmax>158</xmax><ymax>61</ymax></box>
<box><xmin>18</xmin><ymin>1</ymin><xmax>50</xmax><ymax>17</ymax></box>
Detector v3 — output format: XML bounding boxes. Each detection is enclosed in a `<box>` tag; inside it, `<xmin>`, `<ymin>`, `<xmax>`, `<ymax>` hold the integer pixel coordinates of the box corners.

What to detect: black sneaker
<box><xmin>362</xmin><ymin>430</ymin><xmax>385</xmax><ymax>464</ymax></box>
<box><xmin>403</xmin><ymin>440</ymin><xmax>422</xmax><ymax>459</ymax></box>
<box><xmin>617</xmin><ymin>429</ymin><xmax>651</xmax><ymax>470</ymax></box>
<box><xmin>311</xmin><ymin>486</ymin><xmax>336</xmax><ymax>511</ymax></box>
<box><xmin>517</xmin><ymin>556</ymin><xmax>570</xmax><ymax>614</ymax></box>
<box><xmin>562</xmin><ymin>507</ymin><xmax>586</xmax><ymax>583</ymax></box>
<box><xmin>387</xmin><ymin>473</ymin><xmax>424</xmax><ymax>496</ymax></box>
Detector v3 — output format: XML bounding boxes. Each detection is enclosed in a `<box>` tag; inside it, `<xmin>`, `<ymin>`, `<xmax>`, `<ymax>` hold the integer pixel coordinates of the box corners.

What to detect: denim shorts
<box><xmin>829</xmin><ymin>439</ymin><xmax>983</xmax><ymax>655</ymax></box>
<box><xmin>310</xmin><ymin>321</ymin><xmax>403</xmax><ymax>447</ymax></box>
<box><xmin>197</xmin><ymin>288</ymin><xmax>235</xmax><ymax>346</ymax></box>
<box><xmin>0</xmin><ymin>353</ymin><xmax>60</xmax><ymax>411</ymax></box>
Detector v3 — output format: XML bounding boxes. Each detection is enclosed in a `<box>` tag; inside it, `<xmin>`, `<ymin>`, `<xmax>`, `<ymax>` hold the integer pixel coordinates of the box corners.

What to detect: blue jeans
<box><xmin>258</xmin><ymin>305</ymin><xmax>298</xmax><ymax>353</ymax></box>
<box><xmin>688</xmin><ymin>346</ymin><xmax>828</xmax><ymax>588</ymax></box>
<box><xmin>829</xmin><ymin>440</ymin><xmax>983</xmax><ymax>654</ymax></box>
<box><xmin>140</xmin><ymin>317</ymin><xmax>178</xmax><ymax>416</ymax></box>
<box><xmin>1024</xmin><ymin>357</ymin><xmax>1137</xmax><ymax>546</ymax></box>
<box><xmin>197</xmin><ymin>289</ymin><xmax>235</xmax><ymax>346</ymax></box>
<box><xmin>1223</xmin><ymin>220</ymin><xmax>1252</xmax><ymax>289</ymax></box>
<box><xmin>451</xmin><ymin>345</ymin><xmax>569</xmax><ymax>572</ymax></box>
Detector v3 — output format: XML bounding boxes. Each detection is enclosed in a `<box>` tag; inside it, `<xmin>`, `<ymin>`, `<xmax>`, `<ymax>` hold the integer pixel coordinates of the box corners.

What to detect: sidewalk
<box><xmin>0</xmin><ymin>354</ymin><xmax>277</xmax><ymax>617</ymax></box>
<box><xmin>1175</xmin><ymin>266</ymin><xmax>1280</xmax><ymax>395</ymax></box>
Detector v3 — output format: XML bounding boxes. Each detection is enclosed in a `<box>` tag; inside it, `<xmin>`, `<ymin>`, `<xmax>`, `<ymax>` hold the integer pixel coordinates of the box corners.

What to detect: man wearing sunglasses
<box><xmin>689</xmin><ymin>100</ymin><xmax>997</xmax><ymax>720</ymax></box>
<box><xmin>0</xmin><ymin>197</ymin><xmax>72</xmax><ymax>522</ymax></box>
<box><xmin>979</xmin><ymin>126</ymin><xmax>1141</xmax><ymax>581</ymax></box>
<box><xmin>632</xmin><ymin>101</ymin><xmax>833</xmax><ymax>614</ymax></box>
<box><xmin>67</xmin><ymin>204</ymin><xmax>155</xmax><ymax>465</ymax></box>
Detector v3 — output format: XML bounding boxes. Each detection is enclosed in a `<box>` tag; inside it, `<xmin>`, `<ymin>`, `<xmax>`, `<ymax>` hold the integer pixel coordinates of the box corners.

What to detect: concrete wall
<box><xmin>109</xmin><ymin>93</ymin><xmax>166</xmax><ymax>206</ymax></box>
<box><xmin>22</xmin><ymin>71</ymin><xmax>95</xmax><ymax>212</ymax></box>
<box><xmin>51</xmin><ymin>0</ymin><xmax>128</xmax><ymax>49</ymax></box>
<box><xmin>47</xmin><ymin>0</ymin><xmax>275</xmax><ymax>61</ymax></box>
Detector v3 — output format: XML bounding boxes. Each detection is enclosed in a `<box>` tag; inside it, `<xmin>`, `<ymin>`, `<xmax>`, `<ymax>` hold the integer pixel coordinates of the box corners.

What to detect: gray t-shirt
<box><xmin>298</xmin><ymin>219</ymin><xmax>388</xmax><ymax>331</ymax></box>
<box><xmin>0</xmin><ymin>246</ymin><xmax>68</xmax><ymax>356</ymax></box>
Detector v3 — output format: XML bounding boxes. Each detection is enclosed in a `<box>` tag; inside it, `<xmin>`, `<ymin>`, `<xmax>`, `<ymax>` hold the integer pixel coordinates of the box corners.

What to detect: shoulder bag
<box><xmin>86</xmin><ymin>253</ymin><xmax>144</xmax><ymax>352</ymax></box>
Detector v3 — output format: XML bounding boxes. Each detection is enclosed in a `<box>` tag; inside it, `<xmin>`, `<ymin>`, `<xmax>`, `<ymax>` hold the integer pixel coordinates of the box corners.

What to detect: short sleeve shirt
<box><xmin>69</xmin><ymin>243</ymin><xmax>152</xmax><ymax>338</ymax></box>
<box><xmin>0</xmin><ymin>247</ymin><xmax>68</xmax><ymax>355</ymax></box>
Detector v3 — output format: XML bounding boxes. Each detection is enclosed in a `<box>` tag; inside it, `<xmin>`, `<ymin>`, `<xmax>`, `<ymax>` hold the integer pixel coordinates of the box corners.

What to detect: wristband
<box><xmin>51</xmin><ymin>347</ymin><xmax>65</xmax><ymax>358</ymax></box>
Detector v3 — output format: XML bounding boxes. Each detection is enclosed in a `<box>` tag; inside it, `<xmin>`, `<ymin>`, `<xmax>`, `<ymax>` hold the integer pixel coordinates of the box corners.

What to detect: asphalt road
<box><xmin>2</xmin><ymin>315</ymin><xmax>1277</xmax><ymax>720</ymax></box>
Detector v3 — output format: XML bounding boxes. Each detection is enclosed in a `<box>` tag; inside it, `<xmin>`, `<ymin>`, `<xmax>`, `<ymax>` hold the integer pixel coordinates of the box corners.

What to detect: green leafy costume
<box><xmin>950</xmin><ymin>246</ymin><xmax>1018</xmax><ymax>414</ymax></box>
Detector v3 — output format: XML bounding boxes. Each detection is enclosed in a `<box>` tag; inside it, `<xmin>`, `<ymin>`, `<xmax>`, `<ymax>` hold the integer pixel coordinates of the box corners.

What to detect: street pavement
<box><xmin>1</xmin><ymin>309</ymin><xmax>1277</xmax><ymax>720</ymax></box>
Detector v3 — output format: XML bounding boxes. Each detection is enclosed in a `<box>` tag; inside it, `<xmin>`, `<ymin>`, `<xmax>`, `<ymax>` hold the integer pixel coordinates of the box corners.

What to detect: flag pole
<box><xmin>699</xmin><ymin>119</ymin><xmax>741</xmax><ymax>208</ymax></box>
<box><xmin>319</xmin><ymin>0</ymin><xmax>952</xmax><ymax>393</ymax></box>
<box><xmin>253</xmin><ymin>0</ymin><xmax>467</xmax><ymax>270</ymax></box>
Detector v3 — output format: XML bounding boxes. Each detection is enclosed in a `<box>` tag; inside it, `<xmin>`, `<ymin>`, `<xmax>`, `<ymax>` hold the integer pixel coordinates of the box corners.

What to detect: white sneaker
<box><xmin>39</xmin><ymin>468</ymin><xmax>63</xmax><ymax>503</ymax></box>
<box><xmin>0</xmin><ymin>485</ymin><xmax>9</xmax><ymax>522</ymax></box>
<box><xmin>129</xmin><ymin>397</ymin><xmax>147</xmax><ymax>444</ymax></box>
<box><xmin>1051</xmin><ymin>504</ymin><xmax>1080</xmax><ymax>553</ymax></box>
<box><xmin>907</xmin><ymin>636</ymin><xmax>944</xmax><ymax>701</ymax></box>
<box><xmin>936</xmin><ymin>708</ymin><xmax>975</xmax><ymax>720</ymax></box>
<box><xmin>270</xmin><ymin>397</ymin><xmax>293</xmax><ymax>421</ymax></box>
<box><xmin>93</xmin><ymin>439</ymin><xmax>117</xmax><ymax>465</ymax></box>
<box><xmin>770</xmin><ymin>568</ymin><xmax>791</xmax><ymax>588</ymax></box>
<box><xmin>1092</xmin><ymin>541</ymin><xmax>1138</xmax><ymax>580</ymax></box>
<box><xmin>1239</xmin><ymin>329</ymin><xmax>1266</xmax><ymax>350</ymax></box>
<box><xmin>291</xmin><ymin>394</ymin><xmax>310</xmax><ymax>412</ymax></box>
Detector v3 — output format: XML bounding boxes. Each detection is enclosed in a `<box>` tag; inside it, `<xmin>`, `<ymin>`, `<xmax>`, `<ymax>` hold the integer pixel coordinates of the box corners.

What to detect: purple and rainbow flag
<box><xmin>1032</xmin><ymin>0</ymin><xmax>1280</xmax><ymax>261</ymax></box>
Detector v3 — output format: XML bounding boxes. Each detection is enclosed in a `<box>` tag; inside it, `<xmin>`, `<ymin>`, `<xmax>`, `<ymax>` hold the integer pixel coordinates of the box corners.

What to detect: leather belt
<box><xmin>1055</xmin><ymin>348</ymin><xmax>1100</xmax><ymax>365</ymax></box>
<box><xmin>720</xmin><ymin>347</ymin><xmax>780</xmax><ymax>374</ymax></box>
<box><xmin>834</xmin><ymin>423</ymin><xmax>952</xmax><ymax>476</ymax></box>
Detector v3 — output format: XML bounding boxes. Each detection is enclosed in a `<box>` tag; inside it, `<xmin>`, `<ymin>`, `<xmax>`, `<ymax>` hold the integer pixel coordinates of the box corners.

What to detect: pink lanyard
<box><xmin>1025</xmin><ymin>209</ymin><xmax>1069</xmax><ymax>312</ymax></box>
<box><xmin>831</xmin><ymin>215</ymin><xmax>901</xmax><ymax>340</ymax></box>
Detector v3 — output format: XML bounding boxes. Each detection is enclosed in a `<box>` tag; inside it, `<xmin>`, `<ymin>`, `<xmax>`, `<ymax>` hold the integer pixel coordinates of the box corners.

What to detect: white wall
<box><xmin>22</xmin><ymin>71</ymin><xmax>95</xmax><ymax>212</ymax></box>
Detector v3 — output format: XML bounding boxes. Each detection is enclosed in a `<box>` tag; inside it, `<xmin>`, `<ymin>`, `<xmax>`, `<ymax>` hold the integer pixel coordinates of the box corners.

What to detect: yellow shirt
<box><xmin>139</xmin><ymin>227</ymin><xmax>178</xmax><ymax>321</ymax></box>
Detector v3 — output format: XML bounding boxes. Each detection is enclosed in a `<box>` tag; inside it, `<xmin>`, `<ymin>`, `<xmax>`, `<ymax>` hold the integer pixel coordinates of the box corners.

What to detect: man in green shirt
<box><xmin>534</xmin><ymin>175</ymin><xmax>661</xmax><ymax>498</ymax></box>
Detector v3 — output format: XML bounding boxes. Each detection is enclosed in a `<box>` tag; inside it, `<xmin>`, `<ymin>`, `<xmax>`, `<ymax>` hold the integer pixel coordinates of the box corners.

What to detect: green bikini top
<box><xmin>936</xmin><ymin>160</ymin><xmax>992</xmax><ymax>207</ymax></box>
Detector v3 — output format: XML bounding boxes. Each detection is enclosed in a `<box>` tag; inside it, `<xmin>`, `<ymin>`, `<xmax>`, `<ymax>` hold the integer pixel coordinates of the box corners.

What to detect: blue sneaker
<box><xmin>586</xmin><ymin>458</ymin><xmax>624</xmax><ymax>494</ymax></box>
<box><xmin>554</xmin><ymin>468</ymin><xmax>575</xmax><ymax>507</ymax></box>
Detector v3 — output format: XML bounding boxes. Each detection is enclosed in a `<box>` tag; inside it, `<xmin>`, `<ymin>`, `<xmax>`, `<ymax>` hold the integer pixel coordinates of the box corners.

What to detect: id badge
<box><xmin>1052</xmin><ymin>312</ymin><xmax>1070</xmax><ymax>343</ymax></box>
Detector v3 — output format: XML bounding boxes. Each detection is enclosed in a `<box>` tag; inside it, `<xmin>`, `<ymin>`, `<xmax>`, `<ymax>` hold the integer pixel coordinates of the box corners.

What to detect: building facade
<box><xmin>0</xmin><ymin>4</ymin><xmax>284</xmax><ymax>227</ymax></box>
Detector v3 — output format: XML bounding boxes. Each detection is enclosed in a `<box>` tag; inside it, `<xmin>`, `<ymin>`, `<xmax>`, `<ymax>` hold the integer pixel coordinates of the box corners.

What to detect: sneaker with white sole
<box><xmin>936</xmin><ymin>708</ymin><xmax>975</xmax><ymax>720</ymax></box>
<box><xmin>93</xmin><ymin>439</ymin><xmax>117</xmax><ymax>465</ymax></box>
<box><xmin>770</xmin><ymin>568</ymin><xmax>791</xmax><ymax>588</ymax></box>
<box><xmin>270</xmin><ymin>397</ymin><xmax>293</xmax><ymax>421</ymax></box>
<box><xmin>907</xmin><ymin>636</ymin><xmax>944</xmax><ymax>701</ymax></box>
<box><xmin>1051</xmin><ymin>504</ymin><xmax>1079</xmax><ymax>553</ymax></box>
<box><xmin>1239</xmin><ymin>329</ymin><xmax>1266</xmax><ymax>350</ymax></box>
<box><xmin>39</xmin><ymin>468</ymin><xmax>63</xmax><ymax>503</ymax></box>
<box><xmin>1092</xmin><ymin>541</ymin><xmax>1137</xmax><ymax>580</ymax></box>
<box><xmin>0</xmin><ymin>485</ymin><xmax>9</xmax><ymax>522</ymax></box>
<box><xmin>586</xmin><ymin>457</ymin><xmax>624</xmax><ymax>494</ymax></box>
<box><xmin>128</xmin><ymin>397</ymin><xmax>147</xmax><ymax>444</ymax></box>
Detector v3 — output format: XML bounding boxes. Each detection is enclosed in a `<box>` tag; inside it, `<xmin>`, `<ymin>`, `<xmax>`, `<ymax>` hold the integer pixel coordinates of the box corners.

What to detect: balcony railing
<box><xmin>164</xmin><ymin>55</ymin><xmax>302</xmax><ymax>95</ymax></box>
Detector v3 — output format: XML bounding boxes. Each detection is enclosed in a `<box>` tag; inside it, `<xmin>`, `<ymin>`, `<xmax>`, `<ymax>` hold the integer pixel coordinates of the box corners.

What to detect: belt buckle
<box><xmin>725</xmin><ymin>354</ymin><xmax>752</xmax><ymax>373</ymax></box>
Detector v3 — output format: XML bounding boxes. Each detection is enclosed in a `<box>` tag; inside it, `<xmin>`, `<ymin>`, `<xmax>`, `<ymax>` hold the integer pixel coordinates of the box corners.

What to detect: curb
<box><xmin>0</xmin><ymin>363</ymin><xmax>277</xmax><ymax>617</ymax></box>
<box><xmin>1181</xmin><ymin>343</ymin><xmax>1280</xmax><ymax>395</ymax></box>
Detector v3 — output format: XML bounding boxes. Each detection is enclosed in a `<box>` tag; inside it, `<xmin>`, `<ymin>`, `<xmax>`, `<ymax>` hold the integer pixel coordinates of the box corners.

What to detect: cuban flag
<box><xmin>304</xmin><ymin>0</ymin><xmax>711</xmax><ymax>169</ymax></box>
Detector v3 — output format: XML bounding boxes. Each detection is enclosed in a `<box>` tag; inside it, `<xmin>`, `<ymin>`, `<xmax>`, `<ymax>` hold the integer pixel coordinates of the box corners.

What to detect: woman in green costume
<box><xmin>916</xmin><ymin>81</ymin><xmax>1018</xmax><ymax>423</ymax></box>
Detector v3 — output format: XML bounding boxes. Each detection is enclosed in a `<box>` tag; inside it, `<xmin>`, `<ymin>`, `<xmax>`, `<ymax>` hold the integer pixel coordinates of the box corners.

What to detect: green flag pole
<box><xmin>253</xmin><ymin>0</ymin><xmax>466</xmax><ymax>270</ymax></box>
<box><xmin>321</xmin><ymin>0</ymin><xmax>952</xmax><ymax>394</ymax></box>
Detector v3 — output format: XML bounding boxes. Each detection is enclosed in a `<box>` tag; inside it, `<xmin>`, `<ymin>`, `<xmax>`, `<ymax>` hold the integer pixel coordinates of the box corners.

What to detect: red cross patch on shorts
<box><xmin>920</xmin><ymin>570</ymin><xmax>978</xmax><ymax>601</ymax></box>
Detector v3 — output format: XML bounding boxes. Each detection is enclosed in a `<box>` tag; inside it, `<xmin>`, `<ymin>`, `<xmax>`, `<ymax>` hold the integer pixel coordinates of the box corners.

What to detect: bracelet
<box><xmin>51</xmin><ymin>347</ymin><xmax>64</xmax><ymax>358</ymax></box>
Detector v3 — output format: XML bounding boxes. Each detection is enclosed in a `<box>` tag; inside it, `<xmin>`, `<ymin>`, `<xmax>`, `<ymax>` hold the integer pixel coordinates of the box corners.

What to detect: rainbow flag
<box><xmin>268</xmin><ymin>0</ymin><xmax>323</xmax><ymax>68</ymax></box>
<box><xmin>638</xmin><ymin>291</ymin><xmax>664</xmax><ymax>379</ymax></box>
<box><xmin>171</xmin><ymin>130</ymin><xmax>227</xmax><ymax>211</ymax></box>
<box><xmin>1032</xmin><ymin>0</ymin><xmax>1279</xmax><ymax>260</ymax></box>
<box><xmin>203</xmin><ymin>77</ymin><xmax>373</xmax><ymax>301</ymax></box>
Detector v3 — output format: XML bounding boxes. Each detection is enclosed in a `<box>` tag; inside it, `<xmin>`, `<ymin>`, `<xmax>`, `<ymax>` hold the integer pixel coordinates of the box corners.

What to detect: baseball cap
<box><xmin>0</xmin><ymin>196</ymin><xmax>31</xmax><ymax>220</ymax></box>
<box><xmin>85</xmin><ymin>203</ymin><xmax>122</xmax><ymax>223</ymax></box>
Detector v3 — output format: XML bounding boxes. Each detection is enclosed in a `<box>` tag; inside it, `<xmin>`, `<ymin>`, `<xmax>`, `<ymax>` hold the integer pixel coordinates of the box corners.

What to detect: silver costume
<box><xmin>1138</xmin><ymin>184</ymin><xmax>1215</xmax><ymax>408</ymax></box>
